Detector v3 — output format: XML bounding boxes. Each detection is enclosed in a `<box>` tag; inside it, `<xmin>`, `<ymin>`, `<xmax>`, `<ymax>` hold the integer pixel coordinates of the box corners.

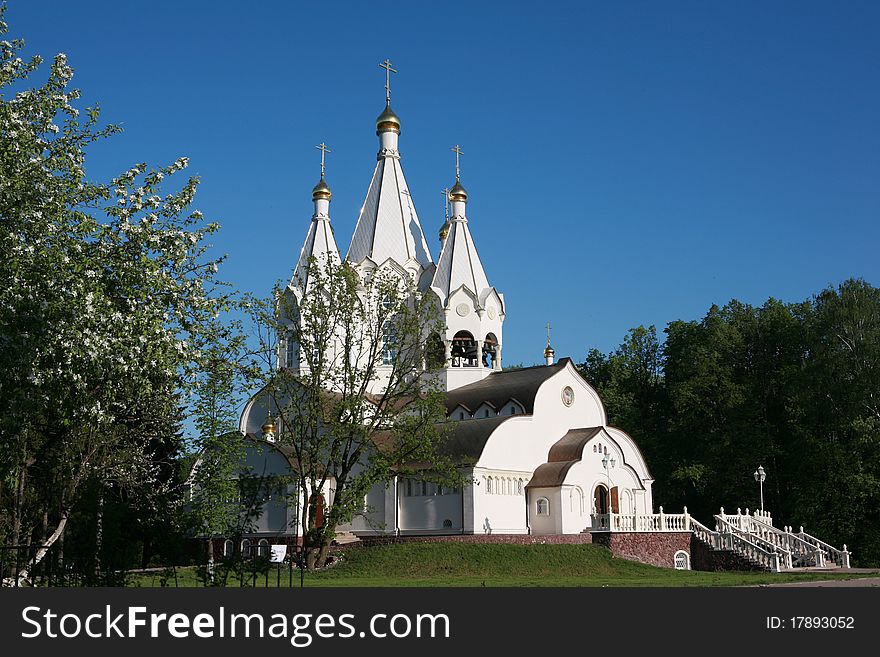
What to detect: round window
<box><xmin>562</xmin><ymin>386</ymin><xmax>574</xmax><ymax>406</ymax></box>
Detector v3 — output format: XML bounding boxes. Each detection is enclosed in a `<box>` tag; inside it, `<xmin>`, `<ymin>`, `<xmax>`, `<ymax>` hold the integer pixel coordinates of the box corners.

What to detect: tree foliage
<box><xmin>579</xmin><ymin>280</ymin><xmax>880</xmax><ymax>565</ymax></box>
<box><xmin>0</xmin><ymin>9</ymin><xmax>234</xmax><ymax>578</ymax></box>
<box><xmin>248</xmin><ymin>258</ymin><xmax>456</xmax><ymax>568</ymax></box>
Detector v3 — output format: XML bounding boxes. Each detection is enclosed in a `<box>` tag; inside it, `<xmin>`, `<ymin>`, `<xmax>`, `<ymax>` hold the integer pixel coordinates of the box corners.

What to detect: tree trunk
<box><xmin>18</xmin><ymin>513</ymin><xmax>69</xmax><ymax>583</ymax></box>
<box><xmin>10</xmin><ymin>465</ymin><xmax>27</xmax><ymax>548</ymax></box>
<box><xmin>206</xmin><ymin>537</ymin><xmax>215</xmax><ymax>584</ymax></box>
<box><xmin>314</xmin><ymin>535</ymin><xmax>333</xmax><ymax>568</ymax></box>
<box><xmin>95</xmin><ymin>493</ymin><xmax>104</xmax><ymax>578</ymax></box>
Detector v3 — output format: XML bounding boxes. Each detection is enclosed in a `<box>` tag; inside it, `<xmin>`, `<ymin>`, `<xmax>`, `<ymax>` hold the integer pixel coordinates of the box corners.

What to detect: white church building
<box><xmin>237</xmin><ymin>62</ymin><xmax>653</xmax><ymax>540</ymax></box>
<box><xmin>229</xmin><ymin>63</ymin><xmax>850</xmax><ymax>571</ymax></box>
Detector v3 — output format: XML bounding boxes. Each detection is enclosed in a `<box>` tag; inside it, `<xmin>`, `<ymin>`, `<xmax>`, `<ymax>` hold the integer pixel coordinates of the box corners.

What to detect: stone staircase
<box><xmin>691</xmin><ymin>508</ymin><xmax>851</xmax><ymax>572</ymax></box>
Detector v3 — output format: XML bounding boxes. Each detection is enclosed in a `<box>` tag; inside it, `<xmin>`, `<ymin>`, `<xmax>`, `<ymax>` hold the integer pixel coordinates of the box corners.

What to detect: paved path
<box><xmin>766</xmin><ymin>576</ymin><xmax>880</xmax><ymax>587</ymax></box>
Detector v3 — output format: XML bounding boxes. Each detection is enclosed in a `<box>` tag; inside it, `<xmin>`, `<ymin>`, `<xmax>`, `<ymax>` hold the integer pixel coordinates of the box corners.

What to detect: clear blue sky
<box><xmin>7</xmin><ymin>0</ymin><xmax>879</xmax><ymax>366</ymax></box>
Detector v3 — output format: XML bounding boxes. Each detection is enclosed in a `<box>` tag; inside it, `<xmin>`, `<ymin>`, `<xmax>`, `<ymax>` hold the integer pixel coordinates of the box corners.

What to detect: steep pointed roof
<box><xmin>290</xmin><ymin>177</ymin><xmax>341</xmax><ymax>294</ymax></box>
<box><xmin>291</xmin><ymin>215</ymin><xmax>341</xmax><ymax>293</ymax></box>
<box><xmin>347</xmin><ymin>156</ymin><xmax>433</xmax><ymax>271</ymax></box>
<box><xmin>430</xmin><ymin>213</ymin><xmax>492</xmax><ymax>307</ymax></box>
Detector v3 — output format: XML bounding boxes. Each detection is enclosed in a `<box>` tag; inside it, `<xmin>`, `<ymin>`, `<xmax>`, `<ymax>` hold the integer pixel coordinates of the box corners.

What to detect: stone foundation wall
<box><xmin>690</xmin><ymin>535</ymin><xmax>765</xmax><ymax>571</ymax></box>
<box><xmin>591</xmin><ymin>532</ymin><xmax>691</xmax><ymax>569</ymax></box>
<box><xmin>358</xmin><ymin>533</ymin><xmax>593</xmax><ymax>547</ymax></box>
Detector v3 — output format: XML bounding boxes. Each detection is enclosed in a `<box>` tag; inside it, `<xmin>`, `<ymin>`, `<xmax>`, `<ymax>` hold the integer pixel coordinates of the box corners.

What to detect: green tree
<box><xmin>791</xmin><ymin>280</ymin><xmax>880</xmax><ymax>564</ymax></box>
<box><xmin>249</xmin><ymin>258</ymin><xmax>457</xmax><ymax>569</ymax></box>
<box><xmin>0</xmin><ymin>10</ymin><xmax>231</xmax><ymax>580</ymax></box>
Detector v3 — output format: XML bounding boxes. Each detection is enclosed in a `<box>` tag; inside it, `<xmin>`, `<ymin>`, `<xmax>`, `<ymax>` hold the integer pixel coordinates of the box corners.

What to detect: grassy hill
<box><xmin>134</xmin><ymin>543</ymin><xmax>875</xmax><ymax>587</ymax></box>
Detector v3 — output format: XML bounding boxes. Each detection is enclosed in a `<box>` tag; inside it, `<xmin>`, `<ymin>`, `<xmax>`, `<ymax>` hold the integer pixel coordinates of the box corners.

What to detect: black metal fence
<box><xmin>1</xmin><ymin>542</ymin><xmax>312</xmax><ymax>588</ymax></box>
<box><xmin>0</xmin><ymin>543</ymin><xmax>130</xmax><ymax>587</ymax></box>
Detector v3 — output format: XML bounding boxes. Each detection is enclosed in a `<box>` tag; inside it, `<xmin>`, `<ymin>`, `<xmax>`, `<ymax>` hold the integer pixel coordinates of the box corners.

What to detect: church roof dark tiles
<box><xmin>430</xmin><ymin>415</ymin><xmax>515</xmax><ymax>462</ymax></box>
<box><xmin>444</xmin><ymin>358</ymin><xmax>570</xmax><ymax>415</ymax></box>
<box><xmin>527</xmin><ymin>426</ymin><xmax>603</xmax><ymax>488</ymax></box>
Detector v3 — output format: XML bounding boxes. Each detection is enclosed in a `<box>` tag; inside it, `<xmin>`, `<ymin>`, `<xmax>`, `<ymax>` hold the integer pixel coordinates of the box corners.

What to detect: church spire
<box><xmin>431</xmin><ymin>145</ymin><xmax>489</xmax><ymax>306</ymax></box>
<box><xmin>348</xmin><ymin>60</ymin><xmax>434</xmax><ymax>281</ymax></box>
<box><xmin>439</xmin><ymin>187</ymin><xmax>450</xmax><ymax>244</ymax></box>
<box><xmin>430</xmin><ymin>146</ymin><xmax>505</xmax><ymax>389</ymax></box>
<box><xmin>375</xmin><ymin>59</ymin><xmax>401</xmax><ymax>142</ymax></box>
<box><xmin>292</xmin><ymin>143</ymin><xmax>341</xmax><ymax>293</ymax></box>
<box><xmin>544</xmin><ymin>322</ymin><xmax>555</xmax><ymax>366</ymax></box>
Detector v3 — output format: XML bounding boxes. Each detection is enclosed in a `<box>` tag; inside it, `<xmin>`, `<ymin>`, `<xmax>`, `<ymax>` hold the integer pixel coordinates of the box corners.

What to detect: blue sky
<box><xmin>7</xmin><ymin>0</ymin><xmax>879</xmax><ymax>366</ymax></box>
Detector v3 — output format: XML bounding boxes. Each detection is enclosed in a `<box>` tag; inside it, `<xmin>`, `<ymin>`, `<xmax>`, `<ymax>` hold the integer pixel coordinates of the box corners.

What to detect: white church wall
<box><xmin>472</xmin><ymin>468</ymin><xmax>530</xmax><ymax>534</ymax></box>
<box><xmin>528</xmin><ymin>487</ymin><xmax>562</xmax><ymax>535</ymax></box>
<box><xmin>559</xmin><ymin>485</ymin><xmax>589</xmax><ymax>534</ymax></box>
<box><xmin>476</xmin><ymin>365</ymin><xmax>607</xmax><ymax>474</ymax></box>
<box><xmin>399</xmin><ymin>492</ymin><xmax>463</xmax><ymax>534</ymax></box>
<box><xmin>343</xmin><ymin>481</ymin><xmax>389</xmax><ymax>535</ymax></box>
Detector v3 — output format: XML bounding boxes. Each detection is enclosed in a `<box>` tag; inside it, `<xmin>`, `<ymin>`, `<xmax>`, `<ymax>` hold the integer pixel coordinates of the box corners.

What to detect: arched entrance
<box><xmin>594</xmin><ymin>484</ymin><xmax>609</xmax><ymax>515</ymax></box>
<box><xmin>594</xmin><ymin>484</ymin><xmax>620</xmax><ymax>514</ymax></box>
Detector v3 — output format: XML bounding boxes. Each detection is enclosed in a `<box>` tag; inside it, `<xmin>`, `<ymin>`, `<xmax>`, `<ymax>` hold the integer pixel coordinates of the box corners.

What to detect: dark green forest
<box><xmin>579</xmin><ymin>279</ymin><xmax>880</xmax><ymax>566</ymax></box>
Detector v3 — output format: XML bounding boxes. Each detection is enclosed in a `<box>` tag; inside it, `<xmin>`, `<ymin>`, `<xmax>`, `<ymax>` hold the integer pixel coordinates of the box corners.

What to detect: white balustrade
<box><xmin>587</xmin><ymin>506</ymin><xmax>850</xmax><ymax>571</ymax></box>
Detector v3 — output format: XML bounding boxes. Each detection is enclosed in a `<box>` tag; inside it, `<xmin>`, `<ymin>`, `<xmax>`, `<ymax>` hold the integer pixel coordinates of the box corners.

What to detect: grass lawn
<box><xmin>130</xmin><ymin>543</ymin><xmax>877</xmax><ymax>587</ymax></box>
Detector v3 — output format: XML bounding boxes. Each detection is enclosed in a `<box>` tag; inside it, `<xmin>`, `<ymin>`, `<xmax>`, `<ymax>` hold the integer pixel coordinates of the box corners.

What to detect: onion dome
<box><xmin>376</xmin><ymin>102</ymin><xmax>401</xmax><ymax>134</ymax></box>
<box><xmin>439</xmin><ymin>220</ymin><xmax>450</xmax><ymax>241</ymax></box>
<box><xmin>312</xmin><ymin>176</ymin><xmax>331</xmax><ymax>201</ymax></box>
<box><xmin>449</xmin><ymin>180</ymin><xmax>468</xmax><ymax>202</ymax></box>
<box><xmin>544</xmin><ymin>344</ymin><xmax>555</xmax><ymax>358</ymax></box>
<box><xmin>261</xmin><ymin>412</ymin><xmax>276</xmax><ymax>436</ymax></box>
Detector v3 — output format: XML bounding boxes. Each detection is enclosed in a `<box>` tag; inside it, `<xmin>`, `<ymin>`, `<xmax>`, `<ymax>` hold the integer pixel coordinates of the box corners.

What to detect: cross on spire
<box><xmin>442</xmin><ymin>187</ymin><xmax>450</xmax><ymax>220</ymax></box>
<box><xmin>316</xmin><ymin>142</ymin><xmax>331</xmax><ymax>178</ymax></box>
<box><xmin>451</xmin><ymin>144</ymin><xmax>464</xmax><ymax>182</ymax></box>
<box><xmin>546</xmin><ymin>322</ymin><xmax>552</xmax><ymax>346</ymax></box>
<box><xmin>379</xmin><ymin>59</ymin><xmax>397</xmax><ymax>104</ymax></box>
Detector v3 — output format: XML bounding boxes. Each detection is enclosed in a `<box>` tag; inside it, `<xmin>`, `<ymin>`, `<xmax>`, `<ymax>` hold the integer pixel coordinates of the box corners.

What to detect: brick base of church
<box><xmin>590</xmin><ymin>531</ymin><xmax>692</xmax><ymax>569</ymax></box>
<box><xmin>355</xmin><ymin>531</ymin><xmax>766</xmax><ymax>572</ymax></box>
<box><xmin>689</xmin><ymin>534</ymin><xmax>765</xmax><ymax>571</ymax></box>
<box><xmin>359</xmin><ymin>533</ymin><xmax>594</xmax><ymax>546</ymax></box>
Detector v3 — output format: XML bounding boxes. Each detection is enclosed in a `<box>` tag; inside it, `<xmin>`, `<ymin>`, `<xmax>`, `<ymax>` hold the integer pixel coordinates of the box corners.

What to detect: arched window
<box><xmin>443</xmin><ymin>519</ymin><xmax>453</xmax><ymax>528</ymax></box>
<box><xmin>483</xmin><ymin>333</ymin><xmax>498</xmax><ymax>368</ymax></box>
<box><xmin>508</xmin><ymin>406</ymin><xmax>516</xmax><ymax>415</ymax></box>
<box><xmin>258</xmin><ymin>539</ymin><xmax>269</xmax><ymax>557</ymax></box>
<box><xmin>570</xmin><ymin>487</ymin><xmax>584</xmax><ymax>515</ymax></box>
<box><xmin>382</xmin><ymin>321</ymin><xmax>397</xmax><ymax>365</ymax></box>
<box><xmin>674</xmin><ymin>550</ymin><xmax>690</xmax><ymax>570</ymax></box>
<box><xmin>536</xmin><ymin>498</ymin><xmax>550</xmax><ymax>516</ymax></box>
<box><xmin>486</xmin><ymin>477</ymin><xmax>494</xmax><ymax>494</ymax></box>
<box><xmin>241</xmin><ymin>539</ymin><xmax>251</xmax><ymax>558</ymax></box>
<box><xmin>451</xmin><ymin>330</ymin><xmax>477</xmax><ymax>368</ymax></box>
<box><xmin>516</xmin><ymin>479</ymin><xmax>523</xmax><ymax>495</ymax></box>
<box><xmin>285</xmin><ymin>332</ymin><xmax>299</xmax><ymax>369</ymax></box>
<box><xmin>223</xmin><ymin>539</ymin><xmax>234</xmax><ymax>558</ymax></box>
<box><xmin>426</xmin><ymin>333</ymin><xmax>446</xmax><ymax>370</ymax></box>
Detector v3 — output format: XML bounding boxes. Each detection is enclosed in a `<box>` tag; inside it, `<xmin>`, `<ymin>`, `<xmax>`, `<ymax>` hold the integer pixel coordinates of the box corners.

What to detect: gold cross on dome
<box><xmin>546</xmin><ymin>322</ymin><xmax>552</xmax><ymax>345</ymax></box>
<box><xmin>442</xmin><ymin>187</ymin><xmax>450</xmax><ymax>219</ymax></box>
<box><xmin>451</xmin><ymin>144</ymin><xmax>464</xmax><ymax>181</ymax></box>
<box><xmin>316</xmin><ymin>142</ymin><xmax>331</xmax><ymax>178</ymax></box>
<box><xmin>379</xmin><ymin>59</ymin><xmax>397</xmax><ymax>103</ymax></box>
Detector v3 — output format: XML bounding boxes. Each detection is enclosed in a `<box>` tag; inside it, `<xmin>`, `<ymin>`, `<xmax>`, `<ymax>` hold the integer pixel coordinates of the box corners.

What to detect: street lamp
<box><xmin>601</xmin><ymin>449</ymin><xmax>616</xmax><ymax>514</ymax></box>
<box><xmin>753</xmin><ymin>465</ymin><xmax>766</xmax><ymax>512</ymax></box>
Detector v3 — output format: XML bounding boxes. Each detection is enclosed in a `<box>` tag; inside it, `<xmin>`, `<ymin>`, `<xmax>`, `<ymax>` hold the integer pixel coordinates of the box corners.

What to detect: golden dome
<box><xmin>261</xmin><ymin>413</ymin><xmax>276</xmax><ymax>435</ymax></box>
<box><xmin>376</xmin><ymin>103</ymin><xmax>401</xmax><ymax>134</ymax></box>
<box><xmin>449</xmin><ymin>180</ymin><xmax>468</xmax><ymax>202</ymax></box>
<box><xmin>544</xmin><ymin>344</ymin><xmax>555</xmax><ymax>358</ymax></box>
<box><xmin>439</xmin><ymin>220</ymin><xmax>450</xmax><ymax>241</ymax></box>
<box><xmin>312</xmin><ymin>176</ymin><xmax>331</xmax><ymax>201</ymax></box>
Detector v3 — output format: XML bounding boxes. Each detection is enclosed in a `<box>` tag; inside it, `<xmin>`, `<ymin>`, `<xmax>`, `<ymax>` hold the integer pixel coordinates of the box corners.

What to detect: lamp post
<box><xmin>601</xmin><ymin>449</ymin><xmax>616</xmax><ymax>516</ymax></box>
<box><xmin>753</xmin><ymin>465</ymin><xmax>766</xmax><ymax>513</ymax></box>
